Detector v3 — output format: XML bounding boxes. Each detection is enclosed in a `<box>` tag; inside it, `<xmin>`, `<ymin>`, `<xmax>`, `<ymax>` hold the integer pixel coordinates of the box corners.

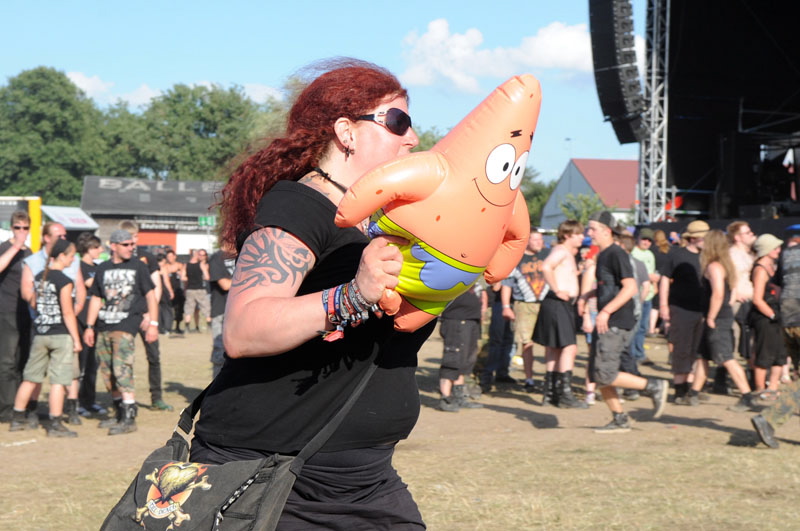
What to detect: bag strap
<box><xmin>175</xmin><ymin>361</ymin><xmax>379</xmax><ymax>466</ymax></box>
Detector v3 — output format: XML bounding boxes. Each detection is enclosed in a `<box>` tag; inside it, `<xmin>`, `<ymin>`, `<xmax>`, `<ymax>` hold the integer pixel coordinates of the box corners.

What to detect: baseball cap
<box><xmin>589</xmin><ymin>211</ymin><xmax>615</xmax><ymax>230</ymax></box>
<box><xmin>109</xmin><ymin>229</ymin><xmax>133</xmax><ymax>243</ymax></box>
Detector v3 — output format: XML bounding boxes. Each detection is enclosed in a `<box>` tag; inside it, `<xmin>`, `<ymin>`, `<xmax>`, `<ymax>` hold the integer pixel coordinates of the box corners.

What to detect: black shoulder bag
<box><xmin>101</xmin><ymin>363</ymin><xmax>377</xmax><ymax>531</ymax></box>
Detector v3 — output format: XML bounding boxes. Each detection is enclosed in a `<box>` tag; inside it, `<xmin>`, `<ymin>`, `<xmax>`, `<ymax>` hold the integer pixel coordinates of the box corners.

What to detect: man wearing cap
<box><xmin>630</xmin><ymin>228</ymin><xmax>658</xmax><ymax>366</ymax></box>
<box><xmin>659</xmin><ymin>219</ymin><xmax>709</xmax><ymax>405</ymax></box>
<box><xmin>586</xmin><ymin>211</ymin><xmax>667</xmax><ymax>433</ymax></box>
<box><xmin>118</xmin><ymin>219</ymin><xmax>172</xmax><ymax>412</ymax></box>
<box><xmin>83</xmin><ymin>229</ymin><xmax>158</xmax><ymax>436</ymax></box>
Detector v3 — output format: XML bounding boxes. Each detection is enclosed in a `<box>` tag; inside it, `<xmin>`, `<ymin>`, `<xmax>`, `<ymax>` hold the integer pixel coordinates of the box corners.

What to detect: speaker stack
<box><xmin>589</xmin><ymin>0</ymin><xmax>645</xmax><ymax>144</ymax></box>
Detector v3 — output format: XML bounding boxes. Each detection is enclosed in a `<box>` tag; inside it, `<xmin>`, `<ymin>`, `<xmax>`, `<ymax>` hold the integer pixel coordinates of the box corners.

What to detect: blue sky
<box><xmin>2</xmin><ymin>0</ymin><xmax>646</xmax><ymax>183</ymax></box>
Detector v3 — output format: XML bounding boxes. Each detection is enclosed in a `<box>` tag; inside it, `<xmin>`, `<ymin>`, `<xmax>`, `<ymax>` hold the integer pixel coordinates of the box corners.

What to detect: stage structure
<box><xmin>591</xmin><ymin>0</ymin><xmax>800</xmax><ymax>224</ymax></box>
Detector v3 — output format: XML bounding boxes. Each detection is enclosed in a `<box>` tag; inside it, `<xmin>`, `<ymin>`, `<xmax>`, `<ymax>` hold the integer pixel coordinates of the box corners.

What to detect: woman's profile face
<box><xmin>350</xmin><ymin>95</ymin><xmax>418</xmax><ymax>178</ymax></box>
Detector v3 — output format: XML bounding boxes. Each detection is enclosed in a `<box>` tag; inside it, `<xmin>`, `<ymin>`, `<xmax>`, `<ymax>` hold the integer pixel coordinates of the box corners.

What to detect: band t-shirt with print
<box><xmin>90</xmin><ymin>258</ymin><xmax>155</xmax><ymax>335</ymax></box>
<box><xmin>33</xmin><ymin>270</ymin><xmax>72</xmax><ymax>336</ymax></box>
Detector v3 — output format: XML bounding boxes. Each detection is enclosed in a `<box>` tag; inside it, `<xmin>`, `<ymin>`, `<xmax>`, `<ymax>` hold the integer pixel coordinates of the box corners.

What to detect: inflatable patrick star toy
<box><xmin>335</xmin><ymin>74</ymin><xmax>541</xmax><ymax>331</ymax></box>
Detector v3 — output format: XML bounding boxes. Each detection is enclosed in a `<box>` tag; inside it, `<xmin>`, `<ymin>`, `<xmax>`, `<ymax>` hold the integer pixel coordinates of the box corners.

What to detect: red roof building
<box><xmin>540</xmin><ymin>158</ymin><xmax>638</xmax><ymax>229</ymax></box>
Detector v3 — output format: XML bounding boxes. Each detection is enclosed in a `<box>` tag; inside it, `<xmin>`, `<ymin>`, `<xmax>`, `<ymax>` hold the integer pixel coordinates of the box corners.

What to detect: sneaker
<box><xmin>437</xmin><ymin>396</ymin><xmax>460</xmax><ymax>412</ymax></box>
<box><xmin>151</xmin><ymin>399</ymin><xmax>174</xmax><ymax>412</ymax></box>
<box><xmin>687</xmin><ymin>393</ymin><xmax>700</xmax><ymax>407</ymax></box>
<box><xmin>674</xmin><ymin>395</ymin><xmax>690</xmax><ymax>405</ymax></box>
<box><xmin>9</xmin><ymin>410</ymin><xmax>27</xmax><ymax>432</ymax></box>
<box><xmin>495</xmin><ymin>375</ymin><xmax>518</xmax><ymax>385</ymax></box>
<box><xmin>585</xmin><ymin>392</ymin><xmax>596</xmax><ymax>406</ymax></box>
<box><xmin>594</xmin><ymin>413</ymin><xmax>631</xmax><ymax>434</ymax></box>
<box><xmin>751</xmin><ymin>414</ymin><xmax>779</xmax><ymax>449</ymax></box>
<box><xmin>25</xmin><ymin>410</ymin><xmax>39</xmax><ymax>430</ymax></box>
<box><xmin>728</xmin><ymin>393</ymin><xmax>756</xmax><ymax>412</ymax></box>
<box><xmin>453</xmin><ymin>385</ymin><xmax>483</xmax><ymax>409</ymax></box>
<box><xmin>523</xmin><ymin>379</ymin><xmax>536</xmax><ymax>393</ymax></box>
<box><xmin>645</xmin><ymin>379</ymin><xmax>668</xmax><ymax>419</ymax></box>
<box><xmin>640</xmin><ymin>357</ymin><xmax>655</xmax><ymax>366</ymax></box>
<box><xmin>46</xmin><ymin>418</ymin><xmax>78</xmax><ymax>438</ymax></box>
<box><xmin>479</xmin><ymin>382</ymin><xmax>493</xmax><ymax>394</ymax></box>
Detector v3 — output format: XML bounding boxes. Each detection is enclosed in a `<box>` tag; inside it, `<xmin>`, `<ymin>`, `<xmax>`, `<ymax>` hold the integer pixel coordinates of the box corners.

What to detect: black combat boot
<box><xmin>99</xmin><ymin>398</ymin><xmax>122</xmax><ymax>428</ymax></box>
<box><xmin>65</xmin><ymin>398</ymin><xmax>82</xmax><ymax>425</ymax></box>
<box><xmin>542</xmin><ymin>371</ymin><xmax>556</xmax><ymax>406</ymax></box>
<box><xmin>25</xmin><ymin>400</ymin><xmax>39</xmax><ymax>429</ymax></box>
<box><xmin>557</xmin><ymin>371</ymin><xmax>588</xmax><ymax>409</ymax></box>
<box><xmin>9</xmin><ymin>409</ymin><xmax>27</xmax><ymax>431</ymax></box>
<box><xmin>453</xmin><ymin>384</ymin><xmax>482</xmax><ymax>409</ymax></box>
<box><xmin>108</xmin><ymin>402</ymin><xmax>138</xmax><ymax>435</ymax></box>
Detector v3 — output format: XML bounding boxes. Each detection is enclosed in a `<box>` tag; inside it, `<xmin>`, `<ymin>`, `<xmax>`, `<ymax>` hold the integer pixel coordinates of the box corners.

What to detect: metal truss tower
<box><xmin>636</xmin><ymin>0</ymin><xmax>670</xmax><ymax>223</ymax></box>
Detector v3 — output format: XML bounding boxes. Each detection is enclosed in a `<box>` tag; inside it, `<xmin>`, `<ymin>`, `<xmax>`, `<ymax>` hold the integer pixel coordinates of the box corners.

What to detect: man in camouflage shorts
<box><xmin>84</xmin><ymin>230</ymin><xmax>158</xmax><ymax>436</ymax></box>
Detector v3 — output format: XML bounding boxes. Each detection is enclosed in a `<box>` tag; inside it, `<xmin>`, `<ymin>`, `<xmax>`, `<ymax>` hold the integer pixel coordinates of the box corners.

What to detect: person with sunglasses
<box><xmin>0</xmin><ymin>211</ymin><xmax>33</xmax><ymax>424</ymax></box>
<box><xmin>189</xmin><ymin>59</ymin><xmax>433</xmax><ymax>528</ymax></box>
<box><xmin>83</xmin><ymin>229</ymin><xmax>158</xmax><ymax>435</ymax></box>
<box><xmin>19</xmin><ymin>221</ymin><xmax>86</xmax><ymax>427</ymax></box>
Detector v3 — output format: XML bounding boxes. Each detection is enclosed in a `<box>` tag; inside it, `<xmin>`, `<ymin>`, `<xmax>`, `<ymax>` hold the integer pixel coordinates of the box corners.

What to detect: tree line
<box><xmin>0</xmin><ymin>66</ymin><xmax>554</xmax><ymax>225</ymax></box>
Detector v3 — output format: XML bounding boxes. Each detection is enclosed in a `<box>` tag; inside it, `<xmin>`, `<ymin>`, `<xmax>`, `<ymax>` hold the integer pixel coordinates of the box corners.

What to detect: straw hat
<box><xmin>682</xmin><ymin>220</ymin><xmax>709</xmax><ymax>239</ymax></box>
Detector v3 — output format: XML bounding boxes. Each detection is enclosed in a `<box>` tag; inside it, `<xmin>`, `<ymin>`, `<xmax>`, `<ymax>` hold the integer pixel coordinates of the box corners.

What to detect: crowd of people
<box><xmin>2</xmin><ymin>59</ymin><xmax>799</xmax><ymax>527</ymax></box>
<box><xmin>0</xmin><ymin>213</ymin><xmax>234</xmax><ymax>437</ymax></box>
<box><xmin>444</xmin><ymin>213</ymin><xmax>800</xmax><ymax>445</ymax></box>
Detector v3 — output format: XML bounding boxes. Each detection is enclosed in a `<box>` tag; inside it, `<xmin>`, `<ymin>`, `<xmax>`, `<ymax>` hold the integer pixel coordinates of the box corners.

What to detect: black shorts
<box><xmin>751</xmin><ymin>314</ymin><xmax>787</xmax><ymax>368</ymax></box>
<box><xmin>532</xmin><ymin>295</ymin><xmax>577</xmax><ymax>348</ymax></box>
<box><xmin>439</xmin><ymin>318</ymin><xmax>480</xmax><ymax>380</ymax></box>
<box><xmin>668</xmin><ymin>305</ymin><xmax>704</xmax><ymax>374</ymax></box>
<box><xmin>700</xmin><ymin>317</ymin><xmax>735</xmax><ymax>365</ymax></box>
<box><xmin>588</xmin><ymin>327</ymin><xmax>634</xmax><ymax>386</ymax></box>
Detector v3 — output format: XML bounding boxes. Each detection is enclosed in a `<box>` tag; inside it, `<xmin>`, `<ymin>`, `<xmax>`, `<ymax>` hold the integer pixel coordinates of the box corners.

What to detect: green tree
<box><xmin>0</xmin><ymin>67</ymin><xmax>105</xmax><ymax>205</ymax></box>
<box><xmin>138</xmin><ymin>84</ymin><xmax>261</xmax><ymax>181</ymax></box>
<box><xmin>558</xmin><ymin>193</ymin><xmax>607</xmax><ymax>225</ymax></box>
<box><xmin>520</xmin><ymin>168</ymin><xmax>555</xmax><ymax>227</ymax></box>
<box><xmin>97</xmin><ymin>101</ymin><xmax>147</xmax><ymax>178</ymax></box>
<box><xmin>412</xmin><ymin>126</ymin><xmax>445</xmax><ymax>152</ymax></box>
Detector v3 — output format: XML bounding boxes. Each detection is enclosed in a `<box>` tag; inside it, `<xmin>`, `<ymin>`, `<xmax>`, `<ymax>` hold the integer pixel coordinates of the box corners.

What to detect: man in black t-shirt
<box><xmin>208</xmin><ymin>249</ymin><xmax>235</xmax><ymax>378</ymax></box>
<box><xmin>118</xmin><ymin>220</ymin><xmax>173</xmax><ymax>412</ymax></box>
<box><xmin>586</xmin><ymin>211</ymin><xmax>667</xmax><ymax>433</ymax></box>
<box><xmin>84</xmin><ymin>230</ymin><xmax>158</xmax><ymax>435</ymax></box>
<box><xmin>658</xmin><ymin>220</ymin><xmax>708</xmax><ymax>404</ymax></box>
<box><xmin>0</xmin><ymin>211</ymin><xmax>32</xmax><ymax>422</ymax></box>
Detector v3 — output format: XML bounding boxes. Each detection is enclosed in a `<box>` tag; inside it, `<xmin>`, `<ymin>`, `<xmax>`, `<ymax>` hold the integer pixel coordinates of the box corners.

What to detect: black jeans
<box><xmin>139</xmin><ymin>330</ymin><xmax>163</xmax><ymax>402</ymax></box>
<box><xmin>0</xmin><ymin>310</ymin><xmax>30</xmax><ymax>420</ymax></box>
<box><xmin>77</xmin><ymin>321</ymin><xmax>99</xmax><ymax>408</ymax></box>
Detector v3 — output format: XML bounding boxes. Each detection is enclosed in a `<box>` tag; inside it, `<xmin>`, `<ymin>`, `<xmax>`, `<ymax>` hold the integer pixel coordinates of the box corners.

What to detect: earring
<box><xmin>344</xmin><ymin>145</ymin><xmax>355</xmax><ymax>158</ymax></box>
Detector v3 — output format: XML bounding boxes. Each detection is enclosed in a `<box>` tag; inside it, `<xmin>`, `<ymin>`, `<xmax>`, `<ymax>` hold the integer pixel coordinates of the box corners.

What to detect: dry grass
<box><xmin>2</xmin><ymin>330</ymin><xmax>800</xmax><ymax>530</ymax></box>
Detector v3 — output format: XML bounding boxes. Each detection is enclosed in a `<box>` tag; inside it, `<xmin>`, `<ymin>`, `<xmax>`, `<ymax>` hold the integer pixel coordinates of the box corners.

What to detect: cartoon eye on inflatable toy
<box><xmin>336</xmin><ymin>74</ymin><xmax>541</xmax><ymax>331</ymax></box>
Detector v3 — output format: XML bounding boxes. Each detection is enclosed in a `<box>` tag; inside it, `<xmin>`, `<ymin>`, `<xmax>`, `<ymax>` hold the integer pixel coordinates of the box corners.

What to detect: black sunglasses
<box><xmin>115</xmin><ymin>242</ymin><xmax>134</xmax><ymax>247</ymax></box>
<box><xmin>12</xmin><ymin>225</ymin><xmax>29</xmax><ymax>230</ymax></box>
<box><xmin>356</xmin><ymin>108</ymin><xmax>412</xmax><ymax>136</ymax></box>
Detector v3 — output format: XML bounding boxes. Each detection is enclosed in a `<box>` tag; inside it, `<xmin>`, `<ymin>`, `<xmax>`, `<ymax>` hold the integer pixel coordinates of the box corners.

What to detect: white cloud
<box><xmin>119</xmin><ymin>84</ymin><xmax>161</xmax><ymax>106</ymax></box>
<box><xmin>400</xmin><ymin>19</ymin><xmax>593</xmax><ymax>93</ymax></box>
<box><xmin>67</xmin><ymin>71</ymin><xmax>114</xmax><ymax>100</ymax></box>
<box><xmin>243</xmin><ymin>83</ymin><xmax>284</xmax><ymax>103</ymax></box>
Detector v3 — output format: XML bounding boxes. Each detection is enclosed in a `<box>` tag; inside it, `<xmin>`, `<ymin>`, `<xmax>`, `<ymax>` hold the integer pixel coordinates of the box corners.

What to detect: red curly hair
<box><xmin>217</xmin><ymin>58</ymin><xmax>407</xmax><ymax>251</ymax></box>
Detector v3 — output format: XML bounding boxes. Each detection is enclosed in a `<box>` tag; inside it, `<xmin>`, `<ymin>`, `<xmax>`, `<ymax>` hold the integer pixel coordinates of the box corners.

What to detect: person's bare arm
<box><xmin>224</xmin><ymin>227</ymin><xmax>403</xmax><ymax>358</ymax></box>
<box><xmin>60</xmin><ymin>282</ymin><xmax>82</xmax><ymax>352</ymax></box>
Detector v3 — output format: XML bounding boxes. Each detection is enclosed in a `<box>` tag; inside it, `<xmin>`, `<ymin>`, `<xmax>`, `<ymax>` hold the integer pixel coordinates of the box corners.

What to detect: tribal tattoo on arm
<box><xmin>231</xmin><ymin>227</ymin><xmax>315</xmax><ymax>293</ymax></box>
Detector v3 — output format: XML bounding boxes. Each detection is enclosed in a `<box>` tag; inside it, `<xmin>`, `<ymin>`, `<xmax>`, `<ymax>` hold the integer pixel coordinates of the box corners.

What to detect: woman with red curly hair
<box><xmin>190</xmin><ymin>59</ymin><xmax>432</xmax><ymax>528</ymax></box>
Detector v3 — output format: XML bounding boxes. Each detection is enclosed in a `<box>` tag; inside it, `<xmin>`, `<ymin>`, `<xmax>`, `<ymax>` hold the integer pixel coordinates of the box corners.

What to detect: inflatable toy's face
<box><xmin>474</xmin><ymin>132</ymin><xmax>531</xmax><ymax>207</ymax></box>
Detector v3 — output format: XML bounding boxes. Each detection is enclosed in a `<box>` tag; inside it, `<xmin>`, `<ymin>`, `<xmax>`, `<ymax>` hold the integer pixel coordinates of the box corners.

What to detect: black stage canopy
<box><xmin>667</xmin><ymin>0</ymin><xmax>800</xmax><ymax>219</ymax></box>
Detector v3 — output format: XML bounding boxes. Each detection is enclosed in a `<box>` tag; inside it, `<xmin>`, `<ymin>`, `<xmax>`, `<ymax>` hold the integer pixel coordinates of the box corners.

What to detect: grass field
<box><xmin>2</xmin><ymin>329</ymin><xmax>798</xmax><ymax>530</ymax></box>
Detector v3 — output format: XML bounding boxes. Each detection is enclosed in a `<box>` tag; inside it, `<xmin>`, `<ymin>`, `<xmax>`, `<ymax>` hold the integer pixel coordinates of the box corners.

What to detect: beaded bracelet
<box><xmin>319</xmin><ymin>279</ymin><xmax>379</xmax><ymax>342</ymax></box>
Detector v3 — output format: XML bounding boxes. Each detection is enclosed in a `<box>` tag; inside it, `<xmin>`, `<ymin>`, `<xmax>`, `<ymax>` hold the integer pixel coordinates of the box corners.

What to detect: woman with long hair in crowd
<box><xmin>649</xmin><ymin>229</ymin><xmax>671</xmax><ymax>336</ymax></box>
<box><xmin>189</xmin><ymin>58</ymin><xmax>435</xmax><ymax>528</ymax></box>
<box><xmin>749</xmin><ymin>234</ymin><xmax>787</xmax><ymax>399</ymax></box>
<box><xmin>692</xmin><ymin>229</ymin><xmax>756</xmax><ymax>411</ymax></box>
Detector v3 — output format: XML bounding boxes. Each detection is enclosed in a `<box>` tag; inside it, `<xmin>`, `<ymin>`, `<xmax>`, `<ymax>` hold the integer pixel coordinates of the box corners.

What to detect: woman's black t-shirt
<box><xmin>195</xmin><ymin>180</ymin><xmax>434</xmax><ymax>454</ymax></box>
<box><xmin>33</xmin><ymin>269</ymin><xmax>72</xmax><ymax>336</ymax></box>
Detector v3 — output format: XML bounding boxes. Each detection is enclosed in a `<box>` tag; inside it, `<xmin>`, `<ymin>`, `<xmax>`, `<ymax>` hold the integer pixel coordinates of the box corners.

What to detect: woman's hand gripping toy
<box><xmin>336</xmin><ymin>74</ymin><xmax>541</xmax><ymax>331</ymax></box>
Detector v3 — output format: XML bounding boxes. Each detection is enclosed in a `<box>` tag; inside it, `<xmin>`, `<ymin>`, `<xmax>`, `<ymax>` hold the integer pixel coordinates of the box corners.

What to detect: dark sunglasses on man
<box><xmin>356</xmin><ymin>108</ymin><xmax>412</xmax><ymax>136</ymax></box>
<box><xmin>12</xmin><ymin>225</ymin><xmax>30</xmax><ymax>230</ymax></box>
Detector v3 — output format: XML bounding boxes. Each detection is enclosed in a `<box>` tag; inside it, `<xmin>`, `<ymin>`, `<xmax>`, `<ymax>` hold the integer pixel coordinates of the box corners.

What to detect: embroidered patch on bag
<box><xmin>134</xmin><ymin>462</ymin><xmax>212</xmax><ymax>528</ymax></box>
